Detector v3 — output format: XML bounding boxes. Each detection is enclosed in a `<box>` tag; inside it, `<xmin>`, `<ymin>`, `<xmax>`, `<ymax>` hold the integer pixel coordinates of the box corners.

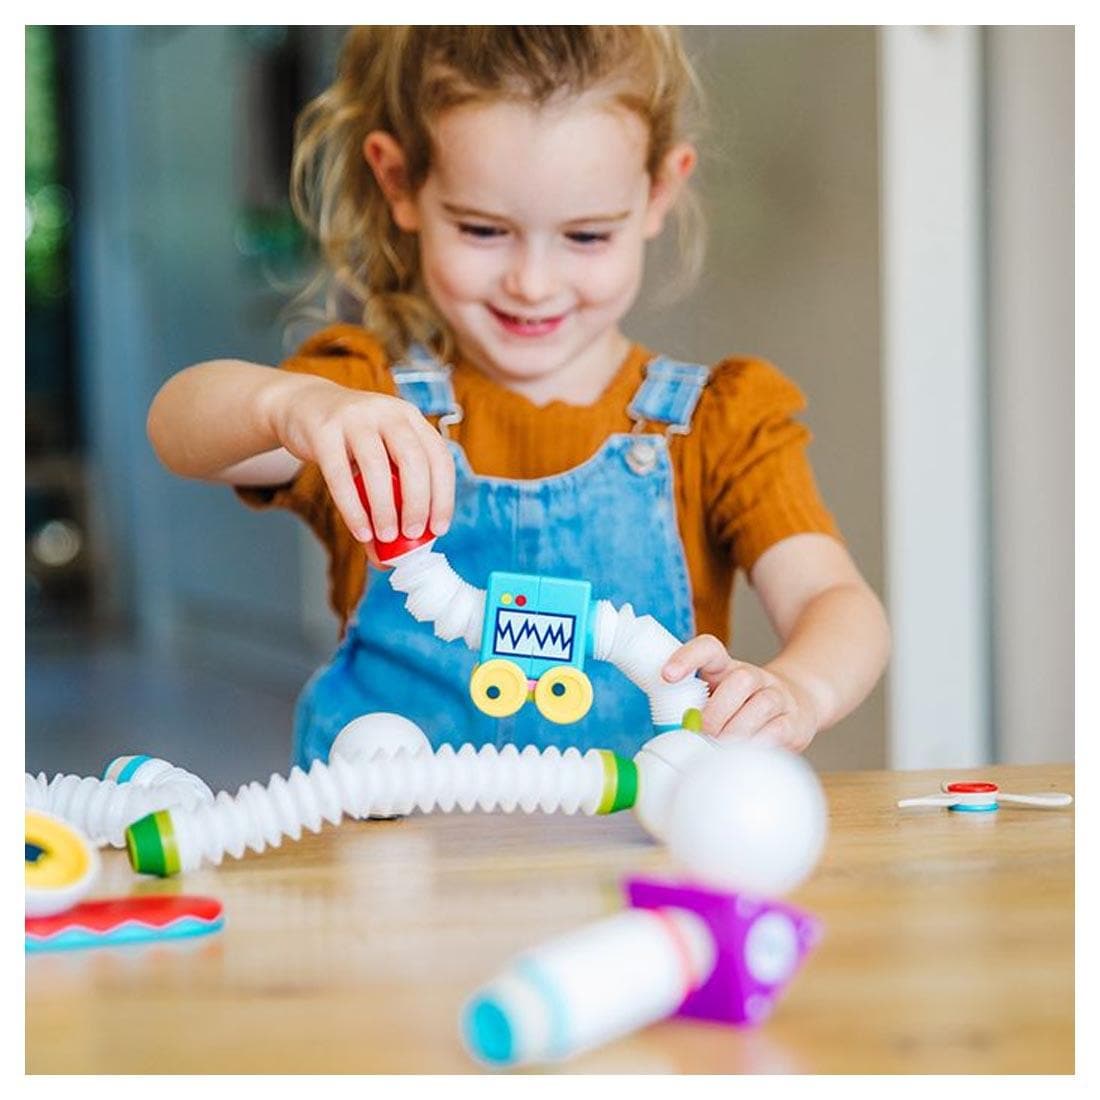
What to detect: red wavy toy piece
<box><xmin>26</xmin><ymin>895</ymin><xmax>224</xmax><ymax>953</ymax></box>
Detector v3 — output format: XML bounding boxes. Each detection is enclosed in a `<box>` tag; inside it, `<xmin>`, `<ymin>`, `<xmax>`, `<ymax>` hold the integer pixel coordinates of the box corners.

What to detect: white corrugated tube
<box><xmin>25</xmin><ymin>756</ymin><xmax>214</xmax><ymax>848</ymax></box>
<box><xmin>388</xmin><ymin>546</ymin><xmax>485</xmax><ymax>649</ymax></box>
<box><xmin>125</xmin><ymin>737</ymin><xmax>641</xmax><ymax>877</ymax></box>
<box><xmin>591</xmin><ymin>601</ymin><xmax>709</xmax><ymax>729</ymax></box>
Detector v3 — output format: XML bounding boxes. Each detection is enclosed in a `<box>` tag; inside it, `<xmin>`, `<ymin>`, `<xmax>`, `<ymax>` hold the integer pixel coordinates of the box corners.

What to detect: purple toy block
<box><xmin>625</xmin><ymin>875</ymin><xmax>822</xmax><ymax>1026</ymax></box>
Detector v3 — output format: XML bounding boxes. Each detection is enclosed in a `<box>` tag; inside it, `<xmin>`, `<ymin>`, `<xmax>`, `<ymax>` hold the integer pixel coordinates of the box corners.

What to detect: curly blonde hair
<box><xmin>289</xmin><ymin>26</ymin><xmax>705</xmax><ymax>359</ymax></box>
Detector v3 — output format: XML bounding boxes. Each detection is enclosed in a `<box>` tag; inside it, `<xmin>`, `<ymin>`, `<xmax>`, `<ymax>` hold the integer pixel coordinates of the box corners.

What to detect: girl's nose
<box><xmin>502</xmin><ymin>242</ymin><xmax>558</xmax><ymax>305</ymax></box>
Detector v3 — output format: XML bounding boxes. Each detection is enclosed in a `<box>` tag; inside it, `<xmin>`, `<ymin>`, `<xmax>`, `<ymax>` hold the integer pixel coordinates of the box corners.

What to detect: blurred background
<box><xmin>25</xmin><ymin>26</ymin><xmax>1073</xmax><ymax>790</ymax></box>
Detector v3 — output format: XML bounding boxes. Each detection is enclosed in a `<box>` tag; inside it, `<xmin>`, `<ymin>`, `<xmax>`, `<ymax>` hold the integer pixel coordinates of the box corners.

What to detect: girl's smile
<box><xmin>487</xmin><ymin>304</ymin><xmax>568</xmax><ymax>339</ymax></box>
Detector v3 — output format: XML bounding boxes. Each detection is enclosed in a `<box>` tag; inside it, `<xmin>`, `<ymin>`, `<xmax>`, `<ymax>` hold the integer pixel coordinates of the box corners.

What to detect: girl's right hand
<box><xmin>266</xmin><ymin>373</ymin><xmax>455</xmax><ymax>547</ymax></box>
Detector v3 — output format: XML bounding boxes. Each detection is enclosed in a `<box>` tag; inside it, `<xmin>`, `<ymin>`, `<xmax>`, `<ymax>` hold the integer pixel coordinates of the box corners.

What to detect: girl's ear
<box><xmin>363</xmin><ymin>131</ymin><xmax>420</xmax><ymax>232</ymax></box>
<box><xmin>643</xmin><ymin>141</ymin><xmax>697</xmax><ymax>239</ymax></box>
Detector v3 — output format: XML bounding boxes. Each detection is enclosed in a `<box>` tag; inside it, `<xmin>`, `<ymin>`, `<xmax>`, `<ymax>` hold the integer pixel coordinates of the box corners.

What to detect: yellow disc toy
<box><xmin>25</xmin><ymin>809</ymin><xmax>100</xmax><ymax>918</ymax></box>
<box><xmin>534</xmin><ymin>666</ymin><xmax>594</xmax><ymax>725</ymax></box>
<box><xmin>470</xmin><ymin>658</ymin><xmax>530</xmax><ymax>718</ymax></box>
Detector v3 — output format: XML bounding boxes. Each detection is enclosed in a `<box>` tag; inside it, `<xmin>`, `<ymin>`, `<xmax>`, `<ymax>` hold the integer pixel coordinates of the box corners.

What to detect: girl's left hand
<box><xmin>661</xmin><ymin>634</ymin><xmax>820</xmax><ymax>752</ymax></box>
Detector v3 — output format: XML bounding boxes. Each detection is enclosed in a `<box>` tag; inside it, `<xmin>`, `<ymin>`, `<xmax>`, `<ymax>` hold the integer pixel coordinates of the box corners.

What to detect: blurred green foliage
<box><xmin>26</xmin><ymin>26</ymin><xmax>71</xmax><ymax>305</ymax></box>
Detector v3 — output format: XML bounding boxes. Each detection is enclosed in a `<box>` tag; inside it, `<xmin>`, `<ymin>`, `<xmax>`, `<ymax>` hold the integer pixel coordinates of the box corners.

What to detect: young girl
<box><xmin>147</xmin><ymin>26</ymin><xmax>890</xmax><ymax>768</ymax></box>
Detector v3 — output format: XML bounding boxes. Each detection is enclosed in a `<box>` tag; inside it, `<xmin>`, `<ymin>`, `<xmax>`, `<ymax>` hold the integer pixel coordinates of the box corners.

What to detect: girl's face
<box><xmin>367</xmin><ymin>96</ymin><xmax>693</xmax><ymax>402</ymax></box>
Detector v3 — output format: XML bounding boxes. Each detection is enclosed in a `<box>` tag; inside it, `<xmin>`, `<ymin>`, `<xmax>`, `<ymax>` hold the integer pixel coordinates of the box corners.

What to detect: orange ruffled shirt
<box><xmin>238</xmin><ymin>324</ymin><xmax>841</xmax><ymax>642</ymax></box>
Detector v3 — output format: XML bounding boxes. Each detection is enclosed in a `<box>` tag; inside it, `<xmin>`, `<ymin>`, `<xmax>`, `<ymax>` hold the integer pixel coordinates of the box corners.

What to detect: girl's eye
<box><xmin>458</xmin><ymin>223</ymin><xmax>506</xmax><ymax>239</ymax></box>
<box><xmin>566</xmin><ymin>231</ymin><xmax>612</xmax><ymax>246</ymax></box>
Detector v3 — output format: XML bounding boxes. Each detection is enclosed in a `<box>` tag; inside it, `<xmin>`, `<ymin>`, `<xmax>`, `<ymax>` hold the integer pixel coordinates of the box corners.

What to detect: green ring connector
<box><xmin>126</xmin><ymin>810</ymin><xmax>181</xmax><ymax>877</ymax></box>
<box><xmin>596</xmin><ymin>752</ymin><xmax>638</xmax><ymax>814</ymax></box>
<box><xmin>609</xmin><ymin>754</ymin><xmax>637</xmax><ymax>812</ymax></box>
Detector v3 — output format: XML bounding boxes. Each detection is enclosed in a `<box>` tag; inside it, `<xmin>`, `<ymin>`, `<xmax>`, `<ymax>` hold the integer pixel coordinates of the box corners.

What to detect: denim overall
<box><xmin>292</xmin><ymin>347</ymin><xmax>711</xmax><ymax>768</ymax></box>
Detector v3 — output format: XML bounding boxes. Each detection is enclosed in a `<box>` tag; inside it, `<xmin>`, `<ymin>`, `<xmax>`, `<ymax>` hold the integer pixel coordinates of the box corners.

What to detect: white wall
<box><xmin>986</xmin><ymin>27</ymin><xmax>1075</xmax><ymax>764</ymax></box>
<box><xmin>878</xmin><ymin>27</ymin><xmax>991</xmax><ymax>769</ymax></box>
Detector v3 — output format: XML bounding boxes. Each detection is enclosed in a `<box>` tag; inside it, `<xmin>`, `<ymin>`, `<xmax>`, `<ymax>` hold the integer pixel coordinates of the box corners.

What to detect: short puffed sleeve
<box><xmin>695</xmin><ymin>357</ymin><xmax>842</xmax><ymax>576</ymax></box>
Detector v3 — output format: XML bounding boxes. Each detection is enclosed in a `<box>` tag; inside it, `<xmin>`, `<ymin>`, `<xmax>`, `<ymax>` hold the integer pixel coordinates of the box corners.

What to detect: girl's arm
<box><xmin>146</xmin><ymin>359</ymin><xmax>308</xmax><ymax>485</ymax></box>
<box><xmin>662</xmin><ymin>533</ymin><xmax>891</xmax><ymax>750</ymax></box>
<box><xmin>147</xmin><ymin>358</ymin><xmax>456</xmax><ymax>545</ymax></box>
<box><xmin>751</xmin><ymin>533</ymin><xmax>891</xmax><ymax>734</ymax></box>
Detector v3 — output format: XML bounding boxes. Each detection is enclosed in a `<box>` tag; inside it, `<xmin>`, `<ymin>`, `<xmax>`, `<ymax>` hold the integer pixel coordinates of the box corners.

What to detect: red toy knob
<box><xmin>352</xmin><ymin>462</ymin><xmax>436</xmax><ymax>564</ymax></box>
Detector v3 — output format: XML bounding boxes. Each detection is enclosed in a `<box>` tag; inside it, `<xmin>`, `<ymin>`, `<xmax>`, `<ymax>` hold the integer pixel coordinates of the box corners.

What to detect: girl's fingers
<box><xmin>363</xmin><ymin>540</ymin><xmax>384</xmax><ymax>570</ymax></box>
<box><xmin>413</xmin><ymin>420</ymin><xmax>456</xmax><ymax>537</ymax></box>
<box><xmin>353</xmin><ymin>433</ymin><xmax>398</xmax><ymax>542</ymax></box>
<box><xmin>700</xmin><ymin>666</ymin><xmax>764</xmax><ymax>734</ymax></box>
<box><xmin>431</xmin><ymin>455</ymin><xmax>455</xmax><ymax>537</ymax></box>
<box><xmin>719</xmin><ymin>685</ymin><xmax>786</xmax><ymax>741</ymax></box>
<box><xmin>752</xmin><ymin>715</ymin><xmax>798</xmax><ymax>750</ymax></box>
<box><xmin>662</xmin><ymin>635</ymin><xmax>732</xmax><ymax>683</ymax></box>
<box><xmin>316</xmin><ymin>436</ymin><xmax>372</xmax><ymax>543</ymax></box>
<box><xmin>382</xmin><ymin>423</ymin><xmax>432</xmax><ymax>539</ymax></box>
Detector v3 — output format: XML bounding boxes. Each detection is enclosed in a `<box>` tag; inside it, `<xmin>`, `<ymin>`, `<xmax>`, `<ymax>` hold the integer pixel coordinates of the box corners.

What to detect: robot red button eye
<box><xmin>515</xmin><ymin>595</ymin><xmax>527</xmax><ymax>607</ymax></box>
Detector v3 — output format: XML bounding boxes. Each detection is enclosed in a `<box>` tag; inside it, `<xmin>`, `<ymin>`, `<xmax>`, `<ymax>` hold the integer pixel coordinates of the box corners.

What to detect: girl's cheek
<box><xmin>425</xmin><ymin>247</ymin><xmax>497</xmax><ymax>304</ymax></box>
<box><xmin>422</xmin><ymin>253</ymin><xmax>484</xmax><ymax>305</ymax></box>
<box><xmin>578</xmin><ymin>249</ymin><xmax>645</xmax><ymax>306</ymax></box>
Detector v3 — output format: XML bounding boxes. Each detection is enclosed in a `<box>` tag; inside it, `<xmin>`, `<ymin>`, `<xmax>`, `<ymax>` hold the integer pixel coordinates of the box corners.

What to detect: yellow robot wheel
<box><xmin>470</xmin><ymin>658</ymin><xmax>529</xmax><ymax>718</ymax></box>
<box><xmin>533</xmin><ymin>667</ymin><xmax>594</xmax><ymax>725</ymax></box>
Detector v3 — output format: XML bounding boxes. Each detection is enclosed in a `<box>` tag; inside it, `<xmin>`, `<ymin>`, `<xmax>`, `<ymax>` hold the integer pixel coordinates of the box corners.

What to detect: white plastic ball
<box><xmin>664</xmin><ymin>740</ymin><xmax>828</xmax><ymax>897</ymax></box>
<box><xmin>331</xmin><ymin>712</ymin><xmax>432</xmax><ymax>762</ymax></box>
<box><xmin>632</xmin><ymin>729</ymin><xmax>721</xmax><ymax>841</ymax></box>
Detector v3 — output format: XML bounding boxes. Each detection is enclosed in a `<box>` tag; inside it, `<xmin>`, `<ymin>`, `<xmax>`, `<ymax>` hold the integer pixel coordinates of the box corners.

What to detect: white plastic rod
<box><xmin>996</xmin><ymin>792</ymin><xmax>1073</xmax><ymax>807</ymax></box>
<box><xmin>461</xmin><ymin>905</ymin><xmax>715</xmax><ymax>1067</ymax></box>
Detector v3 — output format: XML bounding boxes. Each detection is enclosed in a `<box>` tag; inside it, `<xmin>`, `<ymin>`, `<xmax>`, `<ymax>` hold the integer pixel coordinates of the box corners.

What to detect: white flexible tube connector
<box><xmin>388</xmin><ymin>546</ymin><xmax>485</xmax><ymax>649</ymax></box>
<box><xmin>25</xmin><ymin>758</ymin><xmax>214</xmax><ymax>848</ymax></box>
<box><xmin>129</xmin><ymin>742</ymin><xmax>638</xmax><ymax>876</ymax></box>
<box><xmin>591</xmin><ymin>601</ymin><xmax>709</xmax><ymax>728</ymax></box>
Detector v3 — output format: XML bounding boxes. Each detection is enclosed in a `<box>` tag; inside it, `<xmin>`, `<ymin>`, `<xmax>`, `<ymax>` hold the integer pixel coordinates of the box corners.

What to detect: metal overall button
<box><xmin>626</xmin><ymin>437</ymin><xmax>658</xmax><ymax>476</ymax></box>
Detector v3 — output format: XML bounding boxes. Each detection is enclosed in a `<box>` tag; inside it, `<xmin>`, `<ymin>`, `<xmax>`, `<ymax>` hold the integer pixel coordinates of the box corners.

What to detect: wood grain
<box><xmin>25</xmin><ymin>763</ymin><xmax>1074</xmax><ymax>1073</ymax></box>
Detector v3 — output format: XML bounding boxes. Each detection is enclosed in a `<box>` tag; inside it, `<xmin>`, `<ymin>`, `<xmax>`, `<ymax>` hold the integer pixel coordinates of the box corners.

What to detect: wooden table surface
<box><xmin>25</xmin><ymin>763</ymin><xmax>1074</xmax><ymax>1074</ymax></box>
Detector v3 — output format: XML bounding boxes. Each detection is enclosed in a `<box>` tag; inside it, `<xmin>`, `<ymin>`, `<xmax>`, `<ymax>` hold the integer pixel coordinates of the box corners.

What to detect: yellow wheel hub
<box><xmin>470</xmin><ymin>658</ymin><xmax>529</xmax><ymax>718</ymax></box>
<box><xmin>533</xmin><ymin>667</ymin><xmax>594</xmax><ymax>725</ymax></box>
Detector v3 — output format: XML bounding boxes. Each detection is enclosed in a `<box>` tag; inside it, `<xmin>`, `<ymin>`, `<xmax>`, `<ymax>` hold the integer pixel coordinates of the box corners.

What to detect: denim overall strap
<box><xmin>291</xmin><ymin>348</ymin><xmax>710</xmax><ymax>767</ymax></box>
<box><xmin>390</xmin><ymin>343</ymin><xmax>464</xmax><ymax>431</ymax></box>
<box><xmin>626</xmin><ymin>355</ymin><xmax>711</xmax><ymax>433</ymax></box>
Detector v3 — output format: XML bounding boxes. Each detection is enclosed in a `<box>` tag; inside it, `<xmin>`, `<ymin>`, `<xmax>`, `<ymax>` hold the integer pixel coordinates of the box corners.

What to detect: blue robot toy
<box><xmin>469</xmin><ymin>572</ymin><xmax>595</xmax><ymax>725</ymax></box>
